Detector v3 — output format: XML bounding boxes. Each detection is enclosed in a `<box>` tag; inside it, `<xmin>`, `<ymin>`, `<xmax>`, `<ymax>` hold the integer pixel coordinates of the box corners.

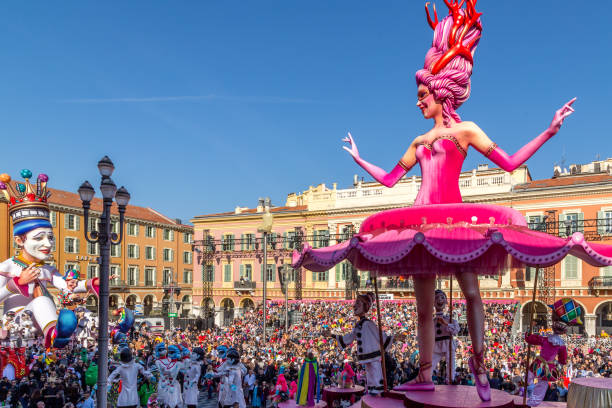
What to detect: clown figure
<box><xmin>182</xmin><ymin>347</ymin><xmax>204</xmax><ymax>408</ymax></box>
<box><xmin>327</xmin><ymin>293</ymin><xmax>395</xmax><ymax>395</ymax></box>
<box><xmin>108</xmin><ymin>347</ymin><xmax>154</xmax><ymax>408</ymax></box>
<box><xmin>431</xmin><ymin>289</ymin><xmax>459</xmax><ymax>382</ymax></box>
<box><xmin>154</xmin><ymin>343</ymin><xmax>182</xmax><ymax>408</ymax></box>
<box><xmin>524</xmin><ymin>298</ymin><xmax>581</xmax><ymax>407</ymax></box>
<box><xmin>217</xmin><ymin>347</ymin><xmax>246</xmax><ymax>408</ymax></box>
<box><xmin>0</xmin><ymin>171</ymin><xmax>99</xmax><ymax>348</ymax></box>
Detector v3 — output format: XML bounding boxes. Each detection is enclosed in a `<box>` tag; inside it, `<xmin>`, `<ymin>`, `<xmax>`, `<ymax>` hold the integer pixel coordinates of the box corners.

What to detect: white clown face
<box><xmin>434</xmin><ymin>291</ymin><xmax>448</xmax><ymax>312</ymax></box>
<box><xmin>17</xmin><ymin>227</ymin><xmax>55</xmax><ymax>261</ymax></box>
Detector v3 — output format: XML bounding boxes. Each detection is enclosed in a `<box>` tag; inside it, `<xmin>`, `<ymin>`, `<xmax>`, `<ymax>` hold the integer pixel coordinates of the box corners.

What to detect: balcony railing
<box><xmin>527</xmin><ymin>218</ymin><xmax>612</xmax><ymax>240</ymax></box>
<box><xmin>195</xmin><ymin>218</ymin><xmax>612</xmax><ymax>257</ymax></box>
<box><xmin>588</xmin><ymin>276</ymin><xmax>612</xmax><ymax>291</ymax></box>
<box><xmin>110</xmin><ymin>279</ymin><xmax>129</xmax><ymax>293</ymax></box>
<box><xmin>234</xmin><ymin>281</ymin><xmax>256</xmax><ymax>290</ymax></box>
<box><xmin>358</xmin><ymin>278</ymin><xmax>414</xmax><ymax>290</ymax></box>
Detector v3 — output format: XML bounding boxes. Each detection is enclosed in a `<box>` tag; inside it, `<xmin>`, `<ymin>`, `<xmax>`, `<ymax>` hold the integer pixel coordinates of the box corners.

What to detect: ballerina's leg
<box><xmin>455</xmin><ymin>270</ymin><xmax>487</xmax><ymax>384</ymax></box>
<box><xmin>412</xmin><ymin>275</ymin><xmax>436</xmax><ymax>378</ymax></box>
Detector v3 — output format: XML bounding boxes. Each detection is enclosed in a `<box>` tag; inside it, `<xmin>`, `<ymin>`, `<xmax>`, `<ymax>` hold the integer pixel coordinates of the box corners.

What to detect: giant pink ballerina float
<box><xmin>293</xmin><ymin>0</ymin><xmax>612</xmax><ymax>404</ymax></box>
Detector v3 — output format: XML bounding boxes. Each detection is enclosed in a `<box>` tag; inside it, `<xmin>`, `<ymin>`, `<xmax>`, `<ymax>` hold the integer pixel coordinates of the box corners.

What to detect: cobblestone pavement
<box><xmin>197</xmin><ymin>390</ymin><xmax>219</xmax><ymax>408</ymax></box>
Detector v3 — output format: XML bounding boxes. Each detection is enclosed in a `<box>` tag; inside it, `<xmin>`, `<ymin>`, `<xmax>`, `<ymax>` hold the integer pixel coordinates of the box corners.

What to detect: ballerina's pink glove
<box><xmin>487</xmin><ymin>98</ymin><xmax>576</xmax><ymax>172</ymax></box>
<box><xmin>343</xmin><ymin>133</ymin><xmax>407</xmax><ymax>188</ymax></box>
<box><xmin>487</xmin><ymin>133</ymin><xmax>553</xmax><ymax>172</ymax></box>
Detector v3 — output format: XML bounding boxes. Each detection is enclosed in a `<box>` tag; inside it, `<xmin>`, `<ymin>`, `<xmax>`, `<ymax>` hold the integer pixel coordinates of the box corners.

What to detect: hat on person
<box><xmin>0</xmin><ymin>171</ymin><xmax>52</xmax><ymax>236</ymax></box>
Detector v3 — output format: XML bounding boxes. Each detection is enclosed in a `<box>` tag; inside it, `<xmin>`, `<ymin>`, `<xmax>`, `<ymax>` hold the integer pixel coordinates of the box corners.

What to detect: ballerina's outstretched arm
<box><xmin>468</xmin><ymin>98</ymin><xmax>576</xmax><ymax>172</ymax></box>
<box><xmin>342</xmin><ymin>132</ymin><xmax>418</xmax><ymax>188</ymax></box>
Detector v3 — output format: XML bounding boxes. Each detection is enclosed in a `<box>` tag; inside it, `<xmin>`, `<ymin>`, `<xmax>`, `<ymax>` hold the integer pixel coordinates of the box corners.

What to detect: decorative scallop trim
<box><xmin>293</xmin><ymin>229</ymin><xmax>612</xmax><ymax>270</ymax></box>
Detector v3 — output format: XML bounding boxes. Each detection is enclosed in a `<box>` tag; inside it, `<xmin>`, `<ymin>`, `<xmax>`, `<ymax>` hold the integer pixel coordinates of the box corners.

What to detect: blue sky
<box><xmin>1</xmin><ymin>1</ymin><xmax>610</xmax><ymax>222</ymax></box>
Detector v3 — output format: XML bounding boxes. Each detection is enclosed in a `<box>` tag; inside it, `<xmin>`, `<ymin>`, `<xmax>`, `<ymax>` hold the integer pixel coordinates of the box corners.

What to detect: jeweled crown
<box><xmin>0</xmin><ymin>169</ymin><xmax>51</xmax><ymax>230</ymax></box>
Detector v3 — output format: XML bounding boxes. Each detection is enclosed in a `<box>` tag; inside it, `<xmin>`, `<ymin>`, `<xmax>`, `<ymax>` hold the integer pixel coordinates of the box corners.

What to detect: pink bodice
<box><xmin>414</xmin><ymin>135</ymin><xmax>466</xmax><ymax>206</ymax></box>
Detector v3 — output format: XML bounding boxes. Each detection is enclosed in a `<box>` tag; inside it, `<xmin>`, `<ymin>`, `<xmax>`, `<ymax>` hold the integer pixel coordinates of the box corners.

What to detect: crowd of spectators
<box><xmin>0</xmin><ymin>300</ymin><xmax>610</xmax><ymax>407</ymax></box>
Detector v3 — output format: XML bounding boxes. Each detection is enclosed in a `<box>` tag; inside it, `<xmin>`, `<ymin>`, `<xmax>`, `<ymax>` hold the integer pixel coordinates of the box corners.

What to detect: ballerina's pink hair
<box><xmin>415</xmin><ymin>0</ymin><xmax>483</xmax><ymax>127</ymax></box>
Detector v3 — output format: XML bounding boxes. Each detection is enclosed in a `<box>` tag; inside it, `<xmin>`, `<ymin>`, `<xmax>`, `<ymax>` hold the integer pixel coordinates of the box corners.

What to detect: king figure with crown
<box><xmin>0</xmin><ymin>170</ymin><xmax>99</xmax><ymax>349</ymax></box>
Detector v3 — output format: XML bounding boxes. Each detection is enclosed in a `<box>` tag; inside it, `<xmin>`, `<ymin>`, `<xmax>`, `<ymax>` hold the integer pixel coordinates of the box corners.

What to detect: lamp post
<box><xmin>164</xmin><ymin>270</ymin><xmax>181</xmax><ymax>330</ymax></box>
<box><xmin>257</xmin><ymin>198</ymin><xmax>273</xmax><ymax>343</ymax></box>
<box><xmin>78</xmin><ymin>156</ymin><xmax>130</xmax><ymax>408</ymax></box>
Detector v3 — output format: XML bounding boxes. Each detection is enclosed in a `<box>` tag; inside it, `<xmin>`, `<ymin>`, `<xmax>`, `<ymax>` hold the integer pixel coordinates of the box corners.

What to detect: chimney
<box><xmin>257</xmin><ymin>197</ymin><xmax>264</xmax><ymax>213</ymax></box>
<box><xmin>264</xmin><ymin>197</ymin><xmax>271</xmax><ymax>210</ymax></box>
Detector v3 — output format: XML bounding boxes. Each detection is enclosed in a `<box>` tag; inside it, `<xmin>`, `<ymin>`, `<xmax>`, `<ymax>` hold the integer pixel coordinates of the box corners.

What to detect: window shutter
<box><xmin>240</xmin><ymin>264</ymin><xmax>244</xmax><ymax>278</ymax></box>
<box><xmin>76</xmin><ymin>238</ymin><xmax>80</xmax><ymax>253</ymax></box>
<box><xmin>597</xmin><ymin>211</ymin><xmax>605</xmax><ymax>235</ymax></box>
<box><xmin>241</xmin><ymin>234</ymin><xmax>244</xmax><ymax>251</ymax></box>
<box><xmin>578</xmin><ymin>212</ymin><xmax>584</xmax><ymax>233</ymax></box>
<box><xmin>564</xmin><ymin>256</ymin><xmax>577</xmax><ymax>279</ymax></box>
<box><xmin>136</xmin><ymin>245</ymin><xmax>140</xmax><ymax>259</ymax></box>
<box><xmin>51</xmin><ymin>211</ymin><xmax>56</xmax><ymax>227</ymax></box>
<box><xmin>282</xmin><ymin>232</ymin><xmax>287</xmax><ymax>249</ymax></box>
<box><xmin>270</xmin><ymin>265</ymin><xmax>275</xmax><ymax>282</ymax></box>
<box><xmin>231</xmin><ymin>234</ymin><xmax>235</xmax><ymax>250</ymax></box>
<box><xmin>312</xmin><ymin>272</ymin><xmax>316</xmax><ymax>282</ymax></box>
<box><xmin>558</xmin><ymin>214</ymin><xmax>566</xmax><ymax>237</ymax></box>
<box><xmin>76</xmin><ymin>216</ymin><xmax>80</xmax><ymax>231</ymax></box>
<box><xmin>211</xmin><ymin>264</ymin><xmax>215</xmax><ymax>282</ymax></box>
<box><xmin>64</xmin><ymin>215</ymin><xmax>69</xmax><ymax>229</ymax></box>
<box><xmin>335</xmin><ymin>264</ymin><xmax>341</xmax><ymax>281</ymax></box>
<box><xmin>64</xmin><ymin>237</ymin><xmax>69</xmax><ymax>252</ymax></box>
<box><xmin>118</xmin><ymin>245</ymin><xmax>121</xmax><ymax>257</ymax></box>
<box><xmin>135</xmin><ymin>224</ymin><xmax>139</xmax><ymax>236</ymax></box>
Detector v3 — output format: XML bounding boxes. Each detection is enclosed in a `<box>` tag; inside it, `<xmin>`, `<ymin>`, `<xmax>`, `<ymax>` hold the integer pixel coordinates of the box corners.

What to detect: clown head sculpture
<box><xmin>226</xmin><ymin>347</ymin><xmax>240</xmax><ymax>366</ymax></box>
<box><xmin>168</xmin><ymin>345</ymin><xmax>181</xmax><ymax>361</ymax></box>
<box><xmin>217</xmin><ymin>345</ymin><xmax>228</xmax><ymax>360</ymax></box>
<box><xmin>191</xmin><ymin>347</ymin><xmax>205</xmax><ymax>363</ymax></box>
<box><xmin>354</xmin><ymin>292</ymin><xmax>375</xmax><ymax>317</ymax></box>
<box><xmin>155</xmin><ymin>342</ymin><xmax>167</xmax><ymax>359</ymax></box>
<box><xmin>434</xmin><ymin>289</ymin><xmax>448</xmax><ymax>313</ymax></box>
<box><xmin>0</xmin><ymin>171</ymin><xmax>53</xmax><ymax>264</ymax></box>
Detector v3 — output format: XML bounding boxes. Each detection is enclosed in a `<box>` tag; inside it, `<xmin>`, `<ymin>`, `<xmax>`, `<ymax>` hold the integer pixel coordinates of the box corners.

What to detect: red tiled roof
<box><xmin>194</xmin><ymin>205</ymin><xmax>308</xmax><ymax>218</ymax></box>
<box><xmin>47</xmin><ymin>187</ymin><xmax>190</xmax><ymax>228</ymax></box>
<box><xmin>514</xmin><ymin>174</ymin><xmax>612</xmax><ymax>190</ymax></box>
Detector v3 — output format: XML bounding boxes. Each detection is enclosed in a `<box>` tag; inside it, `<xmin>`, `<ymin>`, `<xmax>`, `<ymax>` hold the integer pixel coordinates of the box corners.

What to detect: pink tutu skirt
<box><xmin>292</xmin><ymin>204</ymin><xmax>612</xmax><ymax>276</ymax></box>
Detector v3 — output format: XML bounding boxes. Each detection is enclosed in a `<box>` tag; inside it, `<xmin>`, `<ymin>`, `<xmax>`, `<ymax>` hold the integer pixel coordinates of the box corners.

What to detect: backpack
<box><xmin>85</xmin><ymin>363</ymin><xmax>98</xmax><ymax>387</ymax></box>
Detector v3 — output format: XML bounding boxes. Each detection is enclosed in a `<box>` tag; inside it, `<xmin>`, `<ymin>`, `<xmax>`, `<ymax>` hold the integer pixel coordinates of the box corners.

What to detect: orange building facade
<box><xmin>191</xmin><ymin>159</ymin><xmax>612</xmax><ymax>335</ymax></box>
<box><xmin>0</xmin><ymin>185</ymin><xmax>194</xmax><ymax>317</ymax></box>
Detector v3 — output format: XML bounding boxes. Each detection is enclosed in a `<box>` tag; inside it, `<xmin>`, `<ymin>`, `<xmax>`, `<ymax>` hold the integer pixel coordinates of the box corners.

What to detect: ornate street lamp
<box><xmin>257</xmin><ymin>197</ymin><xmax>273</xmax><ymax>343</ymax></box>
<box><xmin>78</xmin><ymin>156</ymin><xmax>130</xmax><ymax>408</ymax></box>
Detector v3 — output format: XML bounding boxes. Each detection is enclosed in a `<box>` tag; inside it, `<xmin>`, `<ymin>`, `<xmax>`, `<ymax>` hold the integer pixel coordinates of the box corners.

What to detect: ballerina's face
<box><xmin>416</xmin><ymin>84</ymin><xmax>443</xmax><ymax>120</ymax></box>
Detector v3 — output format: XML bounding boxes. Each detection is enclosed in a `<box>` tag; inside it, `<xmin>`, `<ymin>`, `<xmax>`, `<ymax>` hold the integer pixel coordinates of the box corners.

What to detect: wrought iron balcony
<box><xmin>527</xmin><ymin>218</ymin><xmax>612</xmax><ymax>241</ymax></box>
<box><xmin>110</xmin><ymin>279</ymin><xmax>129</xmax><ymax>293</ymax></box>
<box><xmin>234</xmin><ymin>280</ymin><xmax>256</xmax><ymax>290</ymax></box>
<box><xmin>588</xmin><ymin>276</ymin><xmax>612</xmax><ymax>294</ymax></box>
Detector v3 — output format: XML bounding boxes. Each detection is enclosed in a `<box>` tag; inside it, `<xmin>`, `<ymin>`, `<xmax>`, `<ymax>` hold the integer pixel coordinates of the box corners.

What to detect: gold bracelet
<box><xmin>398</xmin><ymin>159</ymin><xmax>410</xmax><ymax>171</ymax></box>
<box><xmin>485</xmin><ymin>143</ymin><xmax>497</xmax><ymax>157</ymax></box>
